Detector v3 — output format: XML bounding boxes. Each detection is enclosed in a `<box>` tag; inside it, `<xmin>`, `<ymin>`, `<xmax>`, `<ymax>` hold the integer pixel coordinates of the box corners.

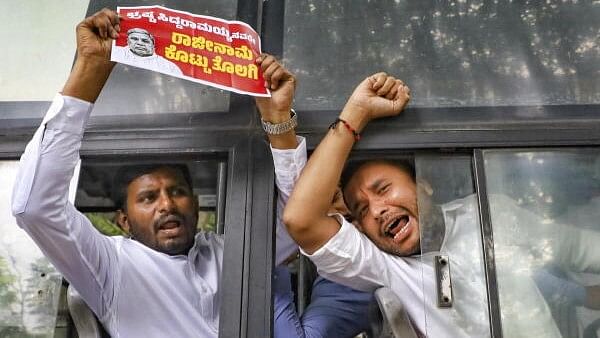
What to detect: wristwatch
<box><xmin>261</xmin><ymin>109</ymin><xmax>297</xmax><ymax>135</ymax></box>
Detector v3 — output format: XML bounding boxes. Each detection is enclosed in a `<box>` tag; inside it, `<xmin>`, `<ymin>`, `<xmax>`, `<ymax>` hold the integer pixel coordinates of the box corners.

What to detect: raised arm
<box><xmin>11</xmin><ymin>9</ymin><xmax>121</xmax><ymax>320</ymax></box>
<box><xmin>62</xmin><ymin>8</ymin><xmax>119</xmax><ymax>102</ymax></box>
<box><xmin>255</xmin><ymin>54</ymin><xmax>297</xmax><ymax>150</ymax></box>
<box><xmin>284</xmin><ymin>73</ymin><xmax>410</xmax><ymax>254</ymax></box>
<box><xmin>254</xmin><ymin>54</ymin><xmax>305</xmax><ymax>265</ymax></box>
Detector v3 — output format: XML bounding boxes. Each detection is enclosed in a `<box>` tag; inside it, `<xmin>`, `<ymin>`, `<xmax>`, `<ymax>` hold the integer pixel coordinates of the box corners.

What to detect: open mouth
<box><xmin>157</xmin><ymin>216</ymin><xmax>184</xmax><ymax>236</ymax></box>
<box><xmin>159</xmin><ymin>220</ymin><xmax>180</xmax><ymax>230</ymax></box>
<box><xmin>384</xmin><ymin>215</ymin><xmax>410</xmax><ymax>238</ymax></box>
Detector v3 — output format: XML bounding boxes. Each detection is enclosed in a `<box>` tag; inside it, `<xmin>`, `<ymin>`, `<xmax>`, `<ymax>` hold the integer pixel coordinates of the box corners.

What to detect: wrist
<box><xmin>339</xmin><ymin>104</ymin><xmax>370</xmax><ymax>133</ymax></box>
<box><xmin>72</xmin><ymin>55</ymin><xmax>115</xmax><ymax>74</ymax></box>
<box><xmin>62</xmin><ymin>57</ymin><xmax>115</xmax><ymax>103</ymax></box>
<box><xmin>261</xmin><ymin>109</ymin><xmax>297</xmax><ymax>135</ymax></box>
<box><xmin>261</xmin><ymin>108</ymin><xmax>293</xmax><ymax>124</ymax></box>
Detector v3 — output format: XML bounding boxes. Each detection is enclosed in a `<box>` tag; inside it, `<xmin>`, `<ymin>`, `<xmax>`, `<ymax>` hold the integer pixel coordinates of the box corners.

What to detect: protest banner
<box><xmin>111</xmin><ymin>5</ymin><xmax>269</xmax><ymax>97</ymax></box>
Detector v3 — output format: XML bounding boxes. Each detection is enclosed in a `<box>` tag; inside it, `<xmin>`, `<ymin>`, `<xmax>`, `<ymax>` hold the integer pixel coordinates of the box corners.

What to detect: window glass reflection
<box><xmin>415</xmin><ymin>154</ymin><xmax>490</xmax><ymax>337</ymax></box>
<box><xmin>484</xmin><ymin>149</ymin><xmax>600</xmax><ymax>337</ymax></box>
<box><xmin>2</xmin><ymin>0</ymin><xmax>237</xmax><ymax>118</ymax></box>
<box><xmin>88</xmin><ymin>0</ymin><xmax>237</xmax><ymax>116</ymax></box>
<box><xmin>0</xmin><ymin>161</ymin><xmax>63</xmax><ymax>337</ymax></box>
<box><xmin>0</xmin><ymin>1</ymin><xmax>89</xmax><ymax>104</ymax></box>
<box><xmin>284</xmin><ymin>1</ymin><xmax>600</xmax><ymax>110</ymax></box>
<box><xmin>90</xmin><ymin>65</ymin><xmax>230</xmax><ymax>116</ymax></box>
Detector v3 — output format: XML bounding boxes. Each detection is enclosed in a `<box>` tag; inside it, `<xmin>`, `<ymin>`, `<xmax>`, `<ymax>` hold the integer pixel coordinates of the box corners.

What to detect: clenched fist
<box><xmin>76</xmin><ymin>8</ymin><xmax>120</xmax><ymax>63</ymax></box>
<box><xmin>340</xmin><ymin>73</ymin><xmax>410</xmax><ymax>132</ymax></box>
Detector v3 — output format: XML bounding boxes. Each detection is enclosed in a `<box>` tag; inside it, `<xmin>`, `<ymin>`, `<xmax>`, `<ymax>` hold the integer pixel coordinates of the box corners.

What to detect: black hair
<box><xmin>340</xmin><ymin>158</ymin><xmax>415</xmax><ymax>191</ymax></box>
<box><xmin>111</xmin><ymin>164</ymin><xmax>193</xmax><ymax>210</ymax></box>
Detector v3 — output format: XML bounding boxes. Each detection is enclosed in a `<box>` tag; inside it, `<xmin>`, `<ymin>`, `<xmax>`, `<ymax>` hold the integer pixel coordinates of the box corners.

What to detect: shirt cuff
<box><xmin>44</xmin><ymin>94</ymin><xmax>94</xmax><ymax>136</ymax></box>
<box><xmin>271</xmin><ymin>136</ymin><xmax>307</xmax><ymax>172</ymax></box>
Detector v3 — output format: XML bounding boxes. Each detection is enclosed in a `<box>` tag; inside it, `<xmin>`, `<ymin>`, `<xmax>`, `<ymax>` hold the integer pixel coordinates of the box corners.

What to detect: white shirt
<box><xmin>112</xmin><ymin>46</ymin><xmax>183</xmax><ymax>76</ymax></box>
<box><xmin>304</xmin><ymin>194</ymin><xmax>600</xmax><ymax>337</ymax></box>
<box><xmin>11</xmin><ymin>94</ymin><xmax>307</xmax><ymax>338</ymax></box>
<box><xmin>272</xmin><ymin>140</ymin><xmax>307</xmax><ymax>266</ymax></box>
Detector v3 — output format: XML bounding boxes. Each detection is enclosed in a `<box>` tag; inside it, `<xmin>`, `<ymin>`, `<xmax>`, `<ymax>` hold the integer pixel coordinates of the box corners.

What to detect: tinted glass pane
<box><xmin>90</xmin><ymin>0</ymin><xmax>236</xmax><ymax>116</ymax></box>
<box><xmin>91</xmin><ymin>69</ymin><xmax>230</xmax><ymax>116</ymax></box>
<box><xmin>484</xmin><ymin>149</ymin><xmax>600</xmax><ymax>337</ymax></box>
<box><xmin>0</xmin><ymin>1</ymin><xmax>89</xmax><ymax>104</ymax></box>
<box><xmin>415</xmin><ymin>154</ymin><xmax>490</xmax><ymax>337</ymax></box>
<box><xmin>2</xmin><ymin>0</ymin><xmax>236</xmax><ymax>118</ymax></box>
<box><xmin>0</xmin><ymin>161</ymin><xmax>63</xmax><ymax>337</ymax></box>
<box><xmin>284</xmin><ymin>1</ymin><xmax>600</xmax><ymax>110</ymax></box>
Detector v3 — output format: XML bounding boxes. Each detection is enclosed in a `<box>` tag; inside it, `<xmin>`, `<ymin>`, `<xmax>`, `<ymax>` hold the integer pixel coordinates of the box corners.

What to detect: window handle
<box><xmin>435</xmin><ymin>255</ymin><xmax>453</xmax><ymax>308</ymax></box>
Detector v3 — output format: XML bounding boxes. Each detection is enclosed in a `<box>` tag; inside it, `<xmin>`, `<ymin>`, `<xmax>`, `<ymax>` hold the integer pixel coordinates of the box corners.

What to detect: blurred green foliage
<box><xmin>85</xmin><ymin>213</ymin><xmax>126</xmax><ymax>236</ymax></box>
<box><xmin>85</xmin><ymin>211</ymin><xmax>217</xmax><ymax>235</ymax></box>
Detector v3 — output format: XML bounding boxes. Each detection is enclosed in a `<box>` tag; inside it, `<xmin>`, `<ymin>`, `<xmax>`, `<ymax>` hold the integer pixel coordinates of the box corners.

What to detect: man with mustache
<box><xmin>10</xmin><ymin>8</ymin><xmax>312</xmax><ymax>337</ymax></box>
<box><xmin>283</xmin><ymin>74</ymin><xmax>600</xmax><ymax>337</ymax></box>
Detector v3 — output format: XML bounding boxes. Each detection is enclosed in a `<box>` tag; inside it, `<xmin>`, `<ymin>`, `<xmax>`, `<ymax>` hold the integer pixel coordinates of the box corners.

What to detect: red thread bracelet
<box><xmin>329</xmin><ymin>118</ymin><xmax>361</xmax><ymax>141</ymax></box>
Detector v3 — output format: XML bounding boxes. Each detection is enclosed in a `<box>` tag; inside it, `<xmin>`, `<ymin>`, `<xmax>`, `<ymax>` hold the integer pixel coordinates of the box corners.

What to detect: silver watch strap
<box><xmin>261</xmin><ymin>109</ymin><xmax>297</xmax><ymax>135</ymax></box>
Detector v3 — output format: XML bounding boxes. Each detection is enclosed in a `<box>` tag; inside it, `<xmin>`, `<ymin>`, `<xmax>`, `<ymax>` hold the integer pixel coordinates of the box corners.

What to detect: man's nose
<box><xmin>370</xmin><ymin>202</ymin><xmax>388</xmax><ymax>222</ymax></box>
<box><xmin>158</xmin><ymin>192</ymin><xmax>176</xmax><ymax>213</ymax></box>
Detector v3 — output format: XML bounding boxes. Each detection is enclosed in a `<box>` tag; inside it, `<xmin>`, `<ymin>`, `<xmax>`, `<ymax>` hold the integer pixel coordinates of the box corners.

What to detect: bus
<box><xmin>1</xmin><ymin>1</ymin><xmax>599</xmax><ymax>337</ymax></box>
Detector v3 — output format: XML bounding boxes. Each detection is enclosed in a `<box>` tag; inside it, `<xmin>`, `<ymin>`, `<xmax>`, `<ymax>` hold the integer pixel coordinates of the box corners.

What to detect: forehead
<box><xmin>345</xmin><ymin>162</ymin><xmax>414</xmax><ymax>196</ymax></box>
<box><xmin>128</xmin><ymin>32</ymin><xmax>151</xmax><ymax>40</ymax></box>
<box><xmin>127</xmin><ymin>167</ymin><xmax>187</xmax><ymax>191</ymax></box>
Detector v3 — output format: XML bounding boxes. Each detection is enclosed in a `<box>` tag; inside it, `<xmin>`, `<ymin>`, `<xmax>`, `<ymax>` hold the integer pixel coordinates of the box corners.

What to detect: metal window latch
<box><xmin>435</xmin><ymin>255</ymin><xmax>453</xmax><ymax>308</ymax></box>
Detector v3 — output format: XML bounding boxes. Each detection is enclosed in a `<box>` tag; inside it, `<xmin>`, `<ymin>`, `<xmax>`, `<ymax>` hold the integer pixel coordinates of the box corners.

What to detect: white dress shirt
<box><xmin>11</xmin><ymin>94</ymin><xmax>307</xmax><ymax>338</ymax></box>
<box><xmin>304</xmin><ymin>194</ymin><xmax>600</xmax><ymax>337</ymax></box>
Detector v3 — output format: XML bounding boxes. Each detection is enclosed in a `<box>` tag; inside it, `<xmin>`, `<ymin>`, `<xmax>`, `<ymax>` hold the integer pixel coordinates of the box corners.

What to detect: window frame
<box><xmin>260</xmin><ymin>3</ymin><xmax>600</xmax><ymax>338</ymax></box>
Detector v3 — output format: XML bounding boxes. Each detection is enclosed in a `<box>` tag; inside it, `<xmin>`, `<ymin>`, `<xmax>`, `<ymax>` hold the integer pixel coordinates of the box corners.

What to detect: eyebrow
<box><xmin>368</xmin><ymin>178</ymin><xmax>386</xmax><ymax>192</ymax></box>
<box><xmin>134</xmin><ymin>188</ymin><xmax>157</xmax><ymax>198</ymax></box>
<box><xmin>348</xmin><ymin>178</ymin><xmax>386</xmax><ymax>213</ymax></box>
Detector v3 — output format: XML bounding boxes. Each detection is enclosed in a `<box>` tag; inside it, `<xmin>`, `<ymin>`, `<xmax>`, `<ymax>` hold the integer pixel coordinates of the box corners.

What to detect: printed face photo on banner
<box><xmin>111</xmin><ymin>5</ymin><xmax>270</xmax><ymax>97</ymax></box>
<box><xmin>127</xmin><ymin>28</ymin><xmax>155</xmax><ymax>57</ymax></box>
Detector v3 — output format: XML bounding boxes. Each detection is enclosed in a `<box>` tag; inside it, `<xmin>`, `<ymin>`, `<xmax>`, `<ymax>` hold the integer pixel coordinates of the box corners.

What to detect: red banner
<box><xmin>111</xmin><ymin>6</ymin><xmax>269</xmax><ymax>97</ymax></box>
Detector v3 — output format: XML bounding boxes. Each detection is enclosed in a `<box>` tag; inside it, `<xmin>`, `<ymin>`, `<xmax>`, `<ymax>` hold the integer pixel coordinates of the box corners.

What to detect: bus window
<box><xmin>80</xmin><ymin>0</ymin><xmax>238</xmax><ymax>117</ymax></box>
<box><xmin>322</xmin><ymin>153</ymin><xmax>489</xmax><ymax>337</ymax></box>
<box><xmin>76</xmin><ymin>158</ymin><xmax>225</xmax><ymax>236</ymax></box>
<box><xmin>415</xmin><ymin>154</ymin><xmax>491</xmax><ymax>337</ymax></box>
<box><xmin>0</xmin><ymin>1</ymin><xmax>89</xmax><ymax>105</ymax></box>
<box><xmin>283</xmin><ymin>1</ymin><xmax>599</xmax><ymax>110</ymax></box>
<box><xmin>1</xmin><ymin>0</ymin><xmax>238</xmax><ymax>118</ymax></box>
<box><xmin>0</xmin><ymin>160</ymin><xmax>70</xmax><ymax>338</ymax></box>
<box><xmin>66</xmin><ymin>157</ymin><xmax>227</xmax><ymax>335</ymax></box>
<box><xmin>484</xmin><ymin>149</ymin><xmax>600</xmax><ymax>337</ymax></box>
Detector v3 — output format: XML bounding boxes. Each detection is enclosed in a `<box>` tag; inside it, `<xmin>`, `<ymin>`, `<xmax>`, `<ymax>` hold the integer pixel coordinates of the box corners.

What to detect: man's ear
<box><xmin>115</xmin><ymin>209</ymin><xmax>131</xmax><ymax>235</ymax></box>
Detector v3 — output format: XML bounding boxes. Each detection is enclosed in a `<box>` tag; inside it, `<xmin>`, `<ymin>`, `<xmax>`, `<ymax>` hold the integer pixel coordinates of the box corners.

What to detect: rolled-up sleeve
<box><xmin>11</xmin><ymin>94</ymin><xmax>117</xmax><ymax>321</ymax></box>
<box><xmin>271</xmin><ymin>136</ymin><xmax>307</xmax><ymax>266</ymax></box>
